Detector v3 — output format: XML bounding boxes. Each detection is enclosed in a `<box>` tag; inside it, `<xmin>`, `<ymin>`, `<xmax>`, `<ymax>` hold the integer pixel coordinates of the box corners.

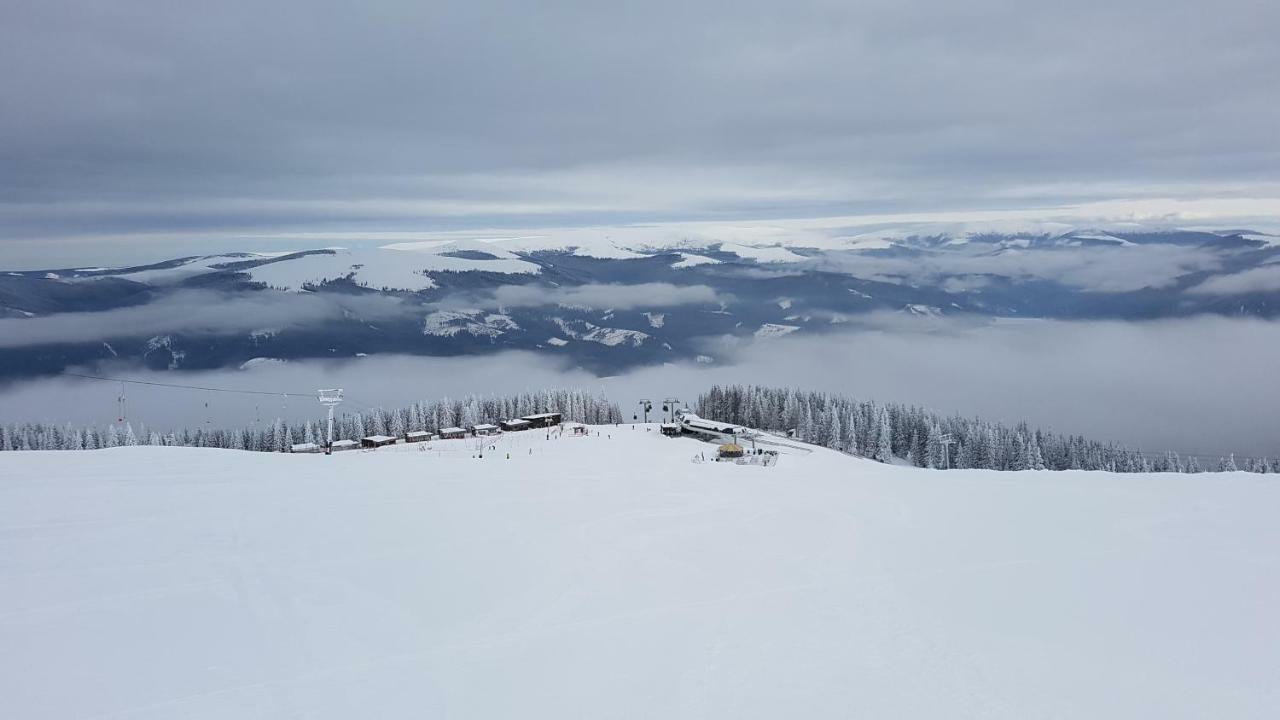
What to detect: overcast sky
<box><xmin>3</xmin><ymin>0</ymin><xmax>1279</xmax><ymax>264</ymax></box>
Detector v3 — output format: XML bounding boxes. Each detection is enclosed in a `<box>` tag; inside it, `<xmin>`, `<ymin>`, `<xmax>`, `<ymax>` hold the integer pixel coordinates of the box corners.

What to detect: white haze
<box><xmin>489</xmin><ymin>283</ymin><xmax>721</xmax><ymax>310</ymax></box>
<box><xmin>809</xmin><ymin>244</ymin><xmax>1225</xmax><ymax>293</ymax></box>
<box><xmin>1</xmin><ymin>316</ymin><xmax>1276</xmax><ymax>459</ymax></box>
<box><xmin>1188</xmin><ymin>264</ymin><xmax>1280</xmax><ymax>295</ymax></box>
<box><xmin>0</xmin><ymin>290</ymin><xmax>416</xmax><ymax>348</ymax></box>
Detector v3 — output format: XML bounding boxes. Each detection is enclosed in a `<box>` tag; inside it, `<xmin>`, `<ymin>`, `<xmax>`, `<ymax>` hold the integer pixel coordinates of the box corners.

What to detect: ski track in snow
<box><xmin>1</xmin><ymin>427</ymin><xmax>1278</xmax><ymax>719</ymax></box>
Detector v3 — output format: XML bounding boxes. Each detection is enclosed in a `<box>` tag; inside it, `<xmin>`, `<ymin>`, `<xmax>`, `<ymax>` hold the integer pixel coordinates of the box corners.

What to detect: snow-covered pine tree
<box><xmin>874</xmin><ymin>406</ymin><xmax>892</xmax><ymax>464</ymax></box>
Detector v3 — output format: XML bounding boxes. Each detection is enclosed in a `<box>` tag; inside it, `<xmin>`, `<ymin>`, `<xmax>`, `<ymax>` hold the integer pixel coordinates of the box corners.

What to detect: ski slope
<box><xmin>1</xmin><ymin>426</ymin><xmax>1277</xmax><ymax>719</ymax></box>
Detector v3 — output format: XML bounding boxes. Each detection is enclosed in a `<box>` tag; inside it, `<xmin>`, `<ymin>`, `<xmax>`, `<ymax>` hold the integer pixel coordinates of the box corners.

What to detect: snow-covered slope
<box><xmin>754</xmin><ymin>322</ymin><xmax>801</xmax><ymax>339</ymax></box>
<box><xmin>1</xmin><ymin>428</ymin><xmax>1277</xmax><ymax>719</ymax></box>
<box><xmin>244</xmin><ymin>249</ymin><xmax>439</xmax><ymax>291</ymax></box>
<box><xmin>671</xmin><ymin>252</ymin><xmax>721</xmax><ymax>268</ymax></box>
<box><xmin>94</xmin><ymin>252</ymin><xmax>293</xmax><ymax>285</ymax></box>
<box><xmin>422</xmin><ymin>309</ymin><xmax>520</xmax><ymax>338</ymax></box>
<box><xmin>247</xmin><ymin>246</ymin><xmax>539</xmax><ymax>291</ymax></box>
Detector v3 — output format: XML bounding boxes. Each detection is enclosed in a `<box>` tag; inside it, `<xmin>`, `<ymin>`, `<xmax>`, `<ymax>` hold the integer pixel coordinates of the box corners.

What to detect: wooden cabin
<box><xmin>438</xmin><ymin>427</ymin><xmax>467</xmax><ymax>440</ymax></box>
<box><xmin>660</xmin><ymin>423</ymin><xmax>681</xmax><ymax>437</ymax></box>
<box><xmin>520</xmin><ymin>412</ymin><xmax>562</xmax><ymax>428</ymax></box>
<box><xmin>290</xmin><ymin>442</ymin><xmax>322</xmax><ymax>453</ymax></box>
<box><xmin>499</xmin><ymin>419</ymin><xmax>531</xmax><ymax>432</ymax></box>
<box><xmin>361</xmin><ymin>435</ymin><xmax>397</xmax><ymax>449</ymax></box>
<box><xmin>330</xmin><ymin>439</ymin><xmax>359</xmax><ymax>452</ymax></box>
<box><xmin>471</xmin><ymin>423</ymin><xmax>500</xmax><ymax>436</ymax></box>
<box><xmin>405</xmin><ymin>431</ymin><xmax>431</xmax><ymax>443</ymax></box>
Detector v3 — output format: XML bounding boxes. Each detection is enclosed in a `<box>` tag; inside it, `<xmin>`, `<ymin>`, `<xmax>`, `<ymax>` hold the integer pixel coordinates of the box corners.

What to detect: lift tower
<box><xmin>318</xmin><ymin>389</ymin><xmax>344</xmax><ymax>449</ymax></box>
<box><xmin>662</xmin><ymin>397</ymin><xmax>682</xmax><ymax>424</ymax></box>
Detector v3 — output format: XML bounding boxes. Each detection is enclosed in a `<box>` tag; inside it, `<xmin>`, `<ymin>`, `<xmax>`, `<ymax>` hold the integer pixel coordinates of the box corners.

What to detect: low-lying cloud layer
<box><xmin>1188</xmin><ymin>265</ymin><xmax>1280</xmax><ymax>295</ymax></box>
<box><xmin>3</xmin><ymin>316</ymin><xmax>1275</xmax><ymax>459</ymax></box>
<box><xmin>0</xmin><ymin>282</ymin><xmax>723</xmax><ymax>350</ymax></box>
<box><xmin>489</xmin><ymin>283</ymin><xmax>721</xmax><ymax>310</ymax></box>
<box><xmin>812</xmin><ymin>244</ymin><xmax>1224</xmax><ymax>293</ymax></box>
<box><xmin>0</xmin><ymin>290</ymin><xmax>414</xmax><ymax>348</ymax></box>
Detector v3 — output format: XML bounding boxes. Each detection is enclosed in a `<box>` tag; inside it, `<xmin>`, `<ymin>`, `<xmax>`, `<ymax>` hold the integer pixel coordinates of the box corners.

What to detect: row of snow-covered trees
<box><xmin>0</xmin><ymin>389</ymin><xmax>622</xmax><ymax>453</ymax></box>
<box><xmin>694</xmin><ymin>385</ymin><xmax>1277</xmax><ymax>473</ymax></box>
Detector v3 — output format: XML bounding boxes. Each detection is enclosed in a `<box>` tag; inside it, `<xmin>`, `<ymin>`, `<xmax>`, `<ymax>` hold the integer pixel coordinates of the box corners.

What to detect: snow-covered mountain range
<box><xmin>2</xmin><ymin>222</ymin><xmax>1278</xmax><ymax>377</ymax></box>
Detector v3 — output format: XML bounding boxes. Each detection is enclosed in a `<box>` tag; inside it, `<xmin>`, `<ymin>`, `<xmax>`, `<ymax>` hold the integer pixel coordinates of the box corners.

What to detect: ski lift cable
<box><xmin>63</xmin><ymin>372</ymin><xmax>317</xmax><ymax>398</ymax></box>
<box><xmin>338</xmin><ymin>396</ymin><xmax>383</xmax><ymax>414</ymax></box>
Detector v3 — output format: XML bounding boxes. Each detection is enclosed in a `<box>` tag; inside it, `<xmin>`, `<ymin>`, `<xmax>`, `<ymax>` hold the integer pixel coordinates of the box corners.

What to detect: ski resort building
<box><xmin>520</xmin><ymin>412</ymin><xmax>562</xmax><ymax>428</ymax></box>
<box><xmin>290</xmin><ymin>442</ymin><xmax>322</xmax><ymax>453</ymax></box>
<box><xmin>677</xmin><ymin>412</ymin><xmax>746</xmax><ymax>440</ymax></box>
<box><xmin>471</xmin><ymin>423</ymin><xmax>499</xmax><ymax>436</ymax></box>
<box><xmin>330</xmin><ymin>439</ymin><xmax>359</xmax><ymax>452</ymax></box>
<box><xmin>405</xmin><ymin>431</ymin><xmax>431</xmax><ymax>443</ymax></box>
<box><xmin>500</xmin><ymin>419</ymin><xmax>532</xmax><ymax>432</ymax></box>
<box><xmin>361</xmin><ymin>435</ymin><xmax>397</xmax><ymax>449</ymax></box>
<box><xmin>438</xmin><ymin>427</ymin><xmax>466</xmax><ymax>440</ymax></box>
<box><xmin>660</xmin><ymin>423</ymin><xmax>681</xmax><ymax>437</ymax></box>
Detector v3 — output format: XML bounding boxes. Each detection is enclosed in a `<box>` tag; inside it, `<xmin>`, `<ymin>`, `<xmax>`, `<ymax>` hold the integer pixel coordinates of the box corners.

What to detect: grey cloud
<box><xmin>940</xmin><ymin>276</ymin><xmax>993</xmax><ymax>293</ymax></box>
<box><xmin>631</xmin><ymin>315</ymin><xmax>1280</xmax><ymax>457</ymax></box>
<box><xmin>813</xmin><ymin>244</ymin><xmax>1223</xmax><ymax>292</ymax></box>
<box><xmin>2</xmin><ymin>0</ymin><xmax>1278</xmax><ymax>254</ymax></box>
<box><xmin>0</xmin><ymin>290</ymin><xmax>414</xmax><ymax>348</ymax></box>
<box><xmin>1187</xmin><ymin>265</ymin><xmax>1280</xmax><ymax>295</ymax></box>
<box><xmin>489</xmin><ymin>283</ymin><xmax>721</xmax><ymax>310</ymax></box>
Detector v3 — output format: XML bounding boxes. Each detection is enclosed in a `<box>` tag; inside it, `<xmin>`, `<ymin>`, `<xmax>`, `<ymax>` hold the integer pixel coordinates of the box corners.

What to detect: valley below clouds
<box><xmin>2</xmin><ymin>315</ymin><xmax>1276</xmax><ymax>459</ymax></box>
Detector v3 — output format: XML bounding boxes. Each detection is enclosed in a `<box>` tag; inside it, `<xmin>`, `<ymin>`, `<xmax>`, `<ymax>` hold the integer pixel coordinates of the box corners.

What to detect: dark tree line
<box><xmin>694</xmin><ymin>385</ymin><xmax>1276</xmax><ymax>473</ymax></box>
<box><xmin>0</xmin><ymin>389</ymin><xmax>622</xmax><ymax>453</ymax></box>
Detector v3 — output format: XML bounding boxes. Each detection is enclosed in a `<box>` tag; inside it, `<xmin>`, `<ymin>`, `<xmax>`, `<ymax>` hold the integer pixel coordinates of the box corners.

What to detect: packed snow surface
<box><xmin>1</xmin><ymin>427</ymin><xmax>1277</xmax><ymax>719</ymax></box>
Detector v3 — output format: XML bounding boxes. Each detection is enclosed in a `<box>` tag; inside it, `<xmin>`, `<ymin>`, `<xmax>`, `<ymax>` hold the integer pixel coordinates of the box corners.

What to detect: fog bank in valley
<box><xmin>1</xmin><ymin>316</ymin><xmax>1275</xmax><ymax>459</ymax></box>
